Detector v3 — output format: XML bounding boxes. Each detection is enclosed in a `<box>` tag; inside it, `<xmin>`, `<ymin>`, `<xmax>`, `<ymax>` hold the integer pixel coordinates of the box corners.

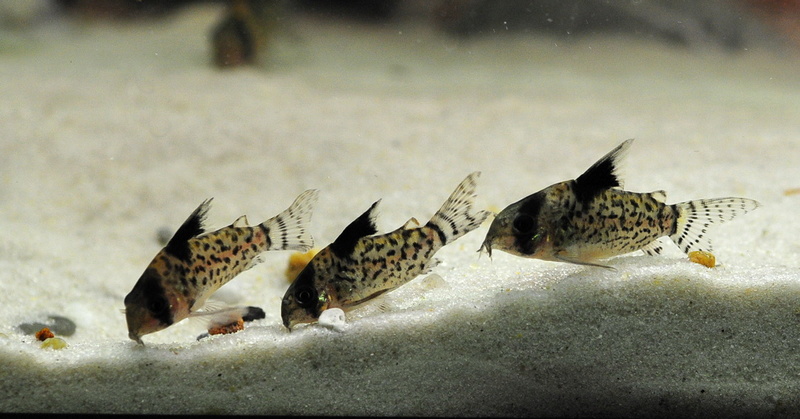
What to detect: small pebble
<box><xmin>318</xmin><ymin>308</ymin><xmax>347</xmax><ymax>332</ymax></box>
<box><xmin>40</xmin><ymin>337</ymin><xmax>68</xmax><ymax>350</ymax></box>
<box><xmin>420</xmin><ymin>273</ymin><xmax>448</xmax><ymax>290</ymax></box>
<box><xmin>156</xmin><ymin>226</ymin><xmax>173</xmax><ymax>246</ymax></box>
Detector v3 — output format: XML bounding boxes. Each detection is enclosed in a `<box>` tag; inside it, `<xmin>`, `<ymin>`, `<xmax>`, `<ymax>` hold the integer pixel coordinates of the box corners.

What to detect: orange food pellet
<box><xmin>207</xmin><ymin>319</ymin><xmax>244</xmax><ymax>336</ymax></box>
<box><xmin>689</xmin><ymin>250</ymin><xmax>716</xmax><ymax>268</ymax></box>
<box><xmin>35</xmin><ymin>327</ymin><xmax>54</xmax><ymax>341</ymax></box>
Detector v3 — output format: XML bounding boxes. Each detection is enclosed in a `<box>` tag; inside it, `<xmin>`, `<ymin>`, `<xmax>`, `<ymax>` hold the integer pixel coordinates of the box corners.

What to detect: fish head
<box><xmin>123</xmin><ymin>268</ymin><xmax>175</xmax><ymax>344</ymax></box>
<box><xmin>281</xmin><ymin>262</ymin><xmax>328</xmax><ymax>330</ymax></box>
<box><xmin>480</xmin><ymin>192</ymin><xmax>547</xmax><ymax>258</ymax></box>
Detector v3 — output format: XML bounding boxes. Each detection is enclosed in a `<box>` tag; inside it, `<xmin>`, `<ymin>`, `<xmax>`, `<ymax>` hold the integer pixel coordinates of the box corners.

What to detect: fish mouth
<box><xmin>128</xmin><ymin>331</ymin><xmax>144</xmax><ymax>345</ymax></box>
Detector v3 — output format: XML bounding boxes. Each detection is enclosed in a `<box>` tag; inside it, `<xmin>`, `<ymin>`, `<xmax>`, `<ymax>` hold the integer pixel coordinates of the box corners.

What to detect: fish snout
<box><xmin>128</xmin><ymin>331</ymin><xmax>144</xmax><ymax>345</ymax></box>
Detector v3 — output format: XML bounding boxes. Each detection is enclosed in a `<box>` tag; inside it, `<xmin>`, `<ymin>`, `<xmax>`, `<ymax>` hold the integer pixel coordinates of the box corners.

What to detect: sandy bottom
<box><xmin>1</xmin><ymin>4</ymin><xmax>799</xmax><ymax>416</ymax></box>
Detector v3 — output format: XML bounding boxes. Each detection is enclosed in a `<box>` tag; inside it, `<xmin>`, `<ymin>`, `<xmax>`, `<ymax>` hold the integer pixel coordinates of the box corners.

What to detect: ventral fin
<box><xmin>165</xmin><ymin>198</ymin><xmax>212</xmax><ymax>261</ymax></box>
<box><xmin>330</xmin><ymin>200</ymin><xmax>380</xmax><ymax>258</ymax></box>
<box><xmin>573</xmin><ymin>139</ymin><xmax>633</xmax><ymax>204</ymax></box>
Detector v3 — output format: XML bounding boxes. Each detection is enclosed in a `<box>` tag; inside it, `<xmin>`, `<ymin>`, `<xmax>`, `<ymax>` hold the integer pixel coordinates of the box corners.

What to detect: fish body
<box><xmin>124</xmin><ymin>189</ymin><xmax>318</xmax><ymax>344</ymax></box>
<box><xmin>281</xmin><ymin>172</ymin><xmax>490</xmax><ymax>329</ymax></box>
<box><xmin>481</xmin><ymin>139</ymin><xmax>760</xmax><ymax>268</ymax></box>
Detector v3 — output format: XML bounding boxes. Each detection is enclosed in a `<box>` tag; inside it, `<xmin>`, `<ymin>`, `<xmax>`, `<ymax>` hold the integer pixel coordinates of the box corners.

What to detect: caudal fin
<box><xmin>426</xmin><ymin>172</ymin><xmax>491</xmax><ymax>245</ymax></box>
<box><xmin>670</xmin><ymin>197</ymin><xmax>760</xmax><ymax>254</ymax></box>
<box><xmin>262</xmin><ymin>189</ymin><xmax>319</xmax><ymax>251</ymax></box>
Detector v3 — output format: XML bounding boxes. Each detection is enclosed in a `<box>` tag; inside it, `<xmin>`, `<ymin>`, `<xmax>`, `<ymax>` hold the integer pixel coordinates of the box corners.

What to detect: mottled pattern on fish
<box><xmin>124</xmin><ymin>189</ymin><xmax>318</xmax><ymax>343</ymax></box>
<box><xmin>531</xmin><ymin>183</ymin><xmax>676</xmax><ymax>262</ymax></box>
<box><xmin>481</xmin><ymin>139</ymin><xmax>760</xmax><ymax>268</ymax></box>
<box><xmin>281</xmin><ymin>172</ymin><xmax>490</xmax><ymax>329</ymax></box>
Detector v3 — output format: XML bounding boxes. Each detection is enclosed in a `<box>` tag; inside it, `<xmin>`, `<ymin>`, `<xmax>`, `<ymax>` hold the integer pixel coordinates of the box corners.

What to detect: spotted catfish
<box><xmin>281</xmin><ymin>172</ymin><xmax>490</xmax><ymax>329</ymax></box>
<box><xmin>124</xmin><ymin>189</ymin><xmax>318</xmax><ymax>344</ymax></box>
<box><xmin>481</xmin><ymin>139</ymin><xmax>760</xmax><ymax>268</ymax></box>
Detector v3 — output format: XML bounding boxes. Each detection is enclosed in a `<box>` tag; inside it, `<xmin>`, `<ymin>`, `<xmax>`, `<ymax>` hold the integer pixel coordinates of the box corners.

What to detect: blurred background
<box><xmin>2</xmin><ymin>0</ymin><xmax>798</xmax><ymax>68</ymax></box>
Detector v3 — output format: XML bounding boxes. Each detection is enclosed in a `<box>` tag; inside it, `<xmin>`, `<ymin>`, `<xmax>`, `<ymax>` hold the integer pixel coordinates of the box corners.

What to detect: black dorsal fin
<box><xmin>330</xmin><ymin>200</ymin><xmax>380</xmax><ymax>258</ymax></box>
<box><xmin>164</xmin><ymin>198</ymin><xmax>212</xmax><ymax>261</ymax></box>
<box><xmin>573</xmin><ymin>139</ymin><xmax>633</xmax><ymax>204</ymax></box>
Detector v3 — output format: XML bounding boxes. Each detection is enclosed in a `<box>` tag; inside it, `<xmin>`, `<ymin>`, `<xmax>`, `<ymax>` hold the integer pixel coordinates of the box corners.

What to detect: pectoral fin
<box><xmin>554</xmin><ymin>253</ymin><xmax>615</xmax><ymax>270</ymax></box>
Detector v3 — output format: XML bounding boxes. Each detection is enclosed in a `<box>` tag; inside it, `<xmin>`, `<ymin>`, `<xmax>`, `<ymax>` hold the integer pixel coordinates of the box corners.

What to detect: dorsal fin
<box><xmin>330</xmin><ymin>200</ymin><xmax>380</xmax><ymax>258</ymax></box>
<box><xmin>165</xmin><ymin>198</ymin><xmax>212</xmax><ymax>261</ymax></box>
<box><xmin>573</xmin><ymin>139</ymin><xmax>633</xmax><ymax>204</ymax></box>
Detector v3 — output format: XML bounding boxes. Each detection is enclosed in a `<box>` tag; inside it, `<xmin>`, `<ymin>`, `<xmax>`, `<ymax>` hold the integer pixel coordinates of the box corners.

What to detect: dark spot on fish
<box><xmin>127</xmin><ymin>269</ymin><xmax>173</xmax><ymax>327</ymax></box>
<box><xmin>512</xmin><ymin>192</ymin><xmax>544</xmax><ymax>255</ymax></box>
<box><xmin>331</xmin><ymin>201</ymin><xmax>380</xmax><ymax>258</ymax></box>
<box><xmin>425</xmin><ymin>223</ymin><xmax>447</xmax><ymax>243</ymax></box>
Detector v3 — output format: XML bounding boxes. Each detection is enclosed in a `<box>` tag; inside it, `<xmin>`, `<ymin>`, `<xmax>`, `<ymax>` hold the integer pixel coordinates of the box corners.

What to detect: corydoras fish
<box><xmin>481</xmin><ymin>139</ymin><xmax>759</xmax><ymax>268</ymax></box>
<box><xmin>281</xmin><ymin>172</ymin><xmax>490</xmax><ymax>329</ymax></box>
<box><xmin>124</xmin><ymin>189</ymin><xmax>318</xmax><ymax>344</ymax></box>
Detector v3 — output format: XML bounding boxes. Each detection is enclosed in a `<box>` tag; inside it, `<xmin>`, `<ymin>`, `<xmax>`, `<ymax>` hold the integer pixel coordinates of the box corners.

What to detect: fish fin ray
<box><xmin>670</xmin><ymin>197</ymin><xmax>760</xmax><ymax>255</ymax></box>
<box><xmin>554</xmin><ymin>253</ymin><xmax>616</xmax><ymax>270</ymax></box>
<box><xmin>421</xmin><ymin>258</ymin><xmax>442</xmax><ymax>274</ymax></box>
<box><xmin>669</xmin><ymin>198</ymin><xmax>761</xmax><ymax>254</ymax></box>
<box><xmin>164</xmin><ymin>198</ymin><xmax>213</xmax><ymax>261</ymax></box>
<box><xmin>343</xmin><ymin>287</ymin><xmax>394</xmax><ymax>308</ymax></box>
<box><xmin>331</xmin><ymin>200</ymin><xmax>380</xmax><ymax>258</ymax></box>
<box><xmin>190</xmin><ymin>304</ymin><xmax>265</xmax><ymax>328</ymax></box>
<box><xmin>262</xmin><ymin>189</ymin><xmax>319</xmax><ymax>252</ymax></box>
<box><xmin>425</xmin><ymin>172</ymin><xmax>491</xmax><ymax>244</ymax></box>
<box><xmin>641</xmin><ymin>238</ymin><xmax>668</xmax><ymax>256</ymax></box>
<box><xmin>573</xmin><ymin>139</ymin><xmax>633</xmax><ymax>204</ymax></box>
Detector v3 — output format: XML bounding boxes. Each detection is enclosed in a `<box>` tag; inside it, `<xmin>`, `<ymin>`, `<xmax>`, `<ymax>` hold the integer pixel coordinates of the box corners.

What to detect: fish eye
<box><xmin>146</xmin><ymin>296</ymin><xmax>169</xmax><ymax>315</ymax></box>
<box><xmin>294</xmin><ymin>286</ymin><xmax>317</xmax><ymax>308</ymax></box>
<box><xmin>512</xmin><ymin>214</ymin><xmax>535</xmax><ymax>234</ymax></box>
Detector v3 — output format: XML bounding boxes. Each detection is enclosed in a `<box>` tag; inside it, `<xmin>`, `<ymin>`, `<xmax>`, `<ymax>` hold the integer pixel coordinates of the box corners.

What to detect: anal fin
<box><xmin>641</xmin><ymin>238</ymin><xmax>667</xmax><ymax>256</ymax></box>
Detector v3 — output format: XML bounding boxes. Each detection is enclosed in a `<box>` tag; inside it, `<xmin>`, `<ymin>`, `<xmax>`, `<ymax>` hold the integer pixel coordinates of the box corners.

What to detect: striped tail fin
<box><xmin>426</xmin><ymin>172</ymin><xmax>491</xmax><ymax>245</ymax></box>
<box><xmin>670</xmin><ymin>197</ymin><xmax>760</xmax><ymax>254</ymax></box>
<box><xmin>262</xmin><ymin>189</ymin><xmax>319</xmax><ymax>251</ymax></box>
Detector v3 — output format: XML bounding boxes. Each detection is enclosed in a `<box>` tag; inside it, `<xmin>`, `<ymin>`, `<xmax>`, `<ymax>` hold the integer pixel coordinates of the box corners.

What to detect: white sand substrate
<box><xmin>1</xmin><ymin>4</ymin><xmax>799</xmax><ymax>416</ymax></box>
